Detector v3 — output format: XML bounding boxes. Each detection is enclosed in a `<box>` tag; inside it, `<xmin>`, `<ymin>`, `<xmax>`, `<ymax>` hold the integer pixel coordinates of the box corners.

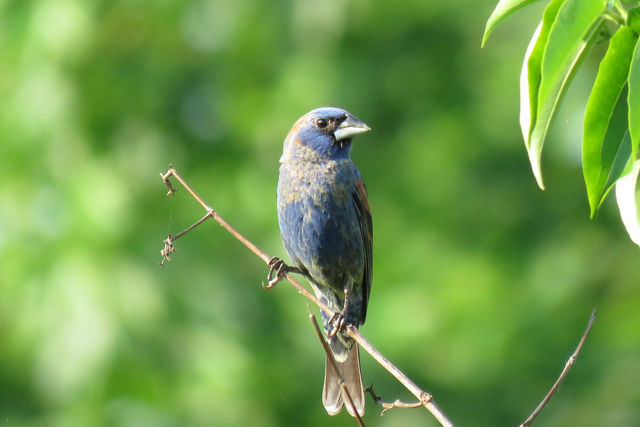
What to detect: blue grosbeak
<box><xmin>277</xmin><ymin>107</ymin><xmax>373</xmax><ymax>417</ymax></box>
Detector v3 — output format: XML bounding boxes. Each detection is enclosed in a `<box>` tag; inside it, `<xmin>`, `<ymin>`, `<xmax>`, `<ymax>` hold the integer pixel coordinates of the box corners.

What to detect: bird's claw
<box><xmin>263</xmin><ymin>257</ymin><xmax>289</xmax><ymax>289</ymax></box>
<box><xmin>327</xmin><ymin>289</ymin><xmax>350</xmax><ymax>338</ymax></box>
<box><xmin>327</xmin><ymin>312</ymin><xmax>346</xmax><ymax>338</ymax></box>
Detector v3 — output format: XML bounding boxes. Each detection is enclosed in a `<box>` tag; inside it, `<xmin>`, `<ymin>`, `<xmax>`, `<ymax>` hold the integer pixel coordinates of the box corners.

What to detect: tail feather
<box><xmin>322</xmin><ymin>355</ymin><xmax>343</xmax><ymax>415</ymax></box>
<box><xmin>322</xmin><ymin>344</ymin><xmax>365</xmax><ymax>417</ymax></box>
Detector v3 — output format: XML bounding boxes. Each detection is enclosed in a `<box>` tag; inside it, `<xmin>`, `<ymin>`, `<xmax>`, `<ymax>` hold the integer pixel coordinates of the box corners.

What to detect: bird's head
<box><xmin>280</xmin><ymin>107</ymin><xmax>371</xmax><ymax>163</ymax></box>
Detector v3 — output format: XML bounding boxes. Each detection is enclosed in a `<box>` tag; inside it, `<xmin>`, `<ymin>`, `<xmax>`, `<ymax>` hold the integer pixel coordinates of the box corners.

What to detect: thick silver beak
<box><xmin>333</xmin><ymin>114</ymin><xmax>371</xmax><ymax>141</ymax></box>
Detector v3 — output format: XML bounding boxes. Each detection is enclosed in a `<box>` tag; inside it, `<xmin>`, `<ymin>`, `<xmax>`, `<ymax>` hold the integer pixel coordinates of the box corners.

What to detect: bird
<box><xmin>276</xmin><ymin>107</ymin><xmax>373</xmax><ymax>417</ymax></box>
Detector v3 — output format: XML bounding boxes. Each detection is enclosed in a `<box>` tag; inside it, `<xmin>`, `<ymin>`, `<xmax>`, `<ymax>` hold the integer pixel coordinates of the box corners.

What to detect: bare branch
<box><xmin>520</xmin><ymin>309</ymin><xmax>597</xmax><ymax>427</ymax></box>
<box><xmin>308</xmin><ymin>307</ymin><xmax>365</xmax><ymax>427</ymax></box>
<box><xmin>159</xmin><ymin>166</ymin><xmax>454</xmax><ymax>426</ymax></box>
<box><xmin>161</xmin><ymin>167</ymin><xmax>272</xmax><ymax>264</ymax></box>
<box><xmin>366</xmin><ymin>385</ymin><xmax>422</xmax><ymax>415</ymax></box>
<box><xmin>349</xmin><ymin>326</ymin><xmax>452</xmax><ymax>426</ymax></box>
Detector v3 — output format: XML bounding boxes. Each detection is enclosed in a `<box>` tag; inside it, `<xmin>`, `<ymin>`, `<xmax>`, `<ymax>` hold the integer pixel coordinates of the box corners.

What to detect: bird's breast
<box><xmin>277</xmin><ymin>159</ymin><xmax>363</xmax><ymax>287</ymax></box>
<box><xmin>277</xmin><ymin>160</ymin><xmax>354</xmax><ymax>207</ymax></box>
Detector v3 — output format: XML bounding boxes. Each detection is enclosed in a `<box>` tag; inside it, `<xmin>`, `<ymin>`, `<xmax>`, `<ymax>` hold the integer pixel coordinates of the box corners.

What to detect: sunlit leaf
<box><xmin>520</xmin><ymin>0</ymin><xmax>567</xmax><ymax>152</ymax></box>
<box><xmin>616</xmin><ymin>158</ymin><xmax>640</xmax><ymax>246</ymax></box>
<box><xmin>620</xmin><ymin>36</ymin><xmax>640</xmax><ymax>246</ymax></box>
<box><xmin>628</xmin><ymin>37</ymin><xmax>640</xmax><ymax>162</ymax></box>
<box><xmin>528</xmin><ymin>0</ymin><xmax>607</xmax><ymax>189</ymax></box>
<box><xmin>482</xmin><ymin>0</ymin><xmax>543</xmax><ymax>47</ymax></box>
<box><xmin>583</xmin><ymin>27</ymin><xmax>637</xmax><ymax>217</ymax></box>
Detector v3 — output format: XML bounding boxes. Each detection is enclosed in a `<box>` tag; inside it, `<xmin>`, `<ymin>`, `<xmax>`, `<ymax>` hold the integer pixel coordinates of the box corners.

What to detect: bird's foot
<box><xmin>327</xmin><ymin>289</ymin><xmax>351</xmax><ymax>338</ymax></box>
<box><xmin>262</xmin><ymin>257</ymin><xmax>302</xmax><ymax>289</ymax></box>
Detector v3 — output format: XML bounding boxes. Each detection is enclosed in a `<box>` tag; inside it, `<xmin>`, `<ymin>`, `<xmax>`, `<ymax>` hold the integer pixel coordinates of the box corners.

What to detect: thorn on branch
<box><xmin>366</xmin><ymin>385</ymin><xmax>422</xmax><ymax>416</ymax></box>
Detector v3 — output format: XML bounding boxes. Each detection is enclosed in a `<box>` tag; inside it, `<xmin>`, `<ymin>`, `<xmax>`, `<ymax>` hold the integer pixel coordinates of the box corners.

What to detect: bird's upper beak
<box><xmin>333</xmin><ymin>114</ymin><xmax>371</xmax><ymax>141</ymax></box>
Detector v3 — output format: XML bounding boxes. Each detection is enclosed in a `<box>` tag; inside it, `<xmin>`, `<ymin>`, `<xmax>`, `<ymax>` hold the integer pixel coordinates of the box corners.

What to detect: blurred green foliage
<box><xmin>1</xmin><ymin>0</ymin><xmax>639</xmax><ymax>426</ymax></box>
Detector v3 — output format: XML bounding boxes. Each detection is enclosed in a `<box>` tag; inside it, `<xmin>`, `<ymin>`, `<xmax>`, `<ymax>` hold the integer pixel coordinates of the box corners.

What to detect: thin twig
<box><xmin>308</xmin><ymin>306</ymin><xmax>365</xmax><ymax>427</ymax></box>
<box><xmin>366</xmin><ymin>385</ymin><xmax>422</xmax><ymax>415</ymax></box>
<box><xmin>173</xmin><ymin>212</ymin><xmax>215</xmax><ymax>241</ymax></box>
<box><xmin>520</xmin><ymin>309</ymin><xmax>597</xmax><ymax>427</ymax></box>
<box><xmin>161</xmin><ymin>168</ymin><xmax>338</xmax><ymax>318</ymax></box>
<box><xmin>161</xmin><ymin>167</ymin><xmax>272</xmax><ymax>264</ymax></box>
<box><xmin>158</xmin><ymin>166</ymin><xmax>454</xmax><ymax>426</ymax></box>
<box><xmin>349</xmin><ymin>326</ymin><xmax>452</xmax><ymax>426</ymax></box>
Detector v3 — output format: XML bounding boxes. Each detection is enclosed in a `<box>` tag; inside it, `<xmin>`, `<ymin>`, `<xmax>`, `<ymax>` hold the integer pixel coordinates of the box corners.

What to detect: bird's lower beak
<box><xmin>333</xmin><ymin>115</ymin><xmax>371</xmax><ymax>141</ymax></box>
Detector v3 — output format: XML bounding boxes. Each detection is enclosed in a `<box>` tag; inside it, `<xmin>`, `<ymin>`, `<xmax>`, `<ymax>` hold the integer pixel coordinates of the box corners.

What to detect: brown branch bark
<box><xmin>159</xmin><ymin>166</ymin><xmax>454</xmax><ymax>426</ymax></box>
<box><xmin>366</xmin><ymin>385</ymin><xmax>423</xmax><ymax>415</ymax></box>
<box><xmin>520</xmin><ymin>309</ymin><xmax>597</xmax><ymax>426</ymax></box>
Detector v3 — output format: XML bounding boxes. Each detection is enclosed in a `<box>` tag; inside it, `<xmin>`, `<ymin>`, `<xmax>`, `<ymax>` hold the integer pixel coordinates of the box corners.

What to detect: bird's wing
<box><xmin>352</xmin><ymin>176</ymin><xmax>373</xmax><ymax>324</ymax></box>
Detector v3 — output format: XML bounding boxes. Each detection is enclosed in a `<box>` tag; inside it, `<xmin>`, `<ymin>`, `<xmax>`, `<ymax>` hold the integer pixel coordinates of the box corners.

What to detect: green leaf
<box><xmin>520</xmin><ymin>0</ymin><xmax>567</xmax><ymax>152</ymax></box>
<box><xmin>605</xmin><ymin>129</ymin><xmax>633</xmax><ymax>202</ymax></box>
<box><xmin>616</xmin><ymin>158</ymin><xmax>640</xmax><ymax>246</ymax></box>
<box><xmin>482</xmin><ymin>0</ymin><xmax>543</xmax><ymax>47</ymax></box>
<box><xmin>629</xmin><ymin>37</ymin><xmax>640</xmax><ymax>161</ymax></box>
<box><xmin>583</xmin><ymin>27</ymin><xmax>637</xmax><ymax>217</ymax></box>
<box><xmin>627</xmin><ymin>6</ymin><xmax>640</xmax><ymax>36</ymax></box>
<box><xmin>527</xmin><ymin>0</ymin><xmax>607</xmax><ymax>189</ymax></box>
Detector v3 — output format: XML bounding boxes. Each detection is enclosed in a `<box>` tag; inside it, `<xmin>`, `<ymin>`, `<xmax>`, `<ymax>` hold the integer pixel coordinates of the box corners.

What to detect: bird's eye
<box><xmin>315</xmin><ymin>118</ymin><xmax>328</xmax><ymax>129</ymax></box>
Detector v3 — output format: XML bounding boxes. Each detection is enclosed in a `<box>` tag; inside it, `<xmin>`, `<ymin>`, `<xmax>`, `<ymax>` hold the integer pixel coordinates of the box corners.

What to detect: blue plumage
<box><xmin>277</xmin><ymin>107</ymin><xmax>373</xmax><ymax>417</ymax></box>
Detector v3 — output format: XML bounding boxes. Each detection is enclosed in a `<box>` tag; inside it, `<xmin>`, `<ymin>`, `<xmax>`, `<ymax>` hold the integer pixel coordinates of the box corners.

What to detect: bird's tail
<box><xmin>322</xmin><ymin>343</ymin><xmax>365</xmax><ymax>417</ymax></box>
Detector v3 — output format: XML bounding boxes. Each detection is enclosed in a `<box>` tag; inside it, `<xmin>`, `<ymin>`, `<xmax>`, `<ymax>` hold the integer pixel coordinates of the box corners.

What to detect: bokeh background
<box><xmin>2</xmin><ymin>0</ymin><xmax>639</xmax><ymax>425</ymax></box>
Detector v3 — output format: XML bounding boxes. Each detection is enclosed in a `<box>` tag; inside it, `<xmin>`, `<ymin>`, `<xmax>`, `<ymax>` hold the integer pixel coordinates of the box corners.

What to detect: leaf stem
<box><xmin>612</xmin><ymin>0</ymin><xmax>629</xmax><ymax>23</ymax></box>
<box><xmin>604</xmin><ymin>10</ymin><xmax>626</xmax><ymax>26</ymax></box>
